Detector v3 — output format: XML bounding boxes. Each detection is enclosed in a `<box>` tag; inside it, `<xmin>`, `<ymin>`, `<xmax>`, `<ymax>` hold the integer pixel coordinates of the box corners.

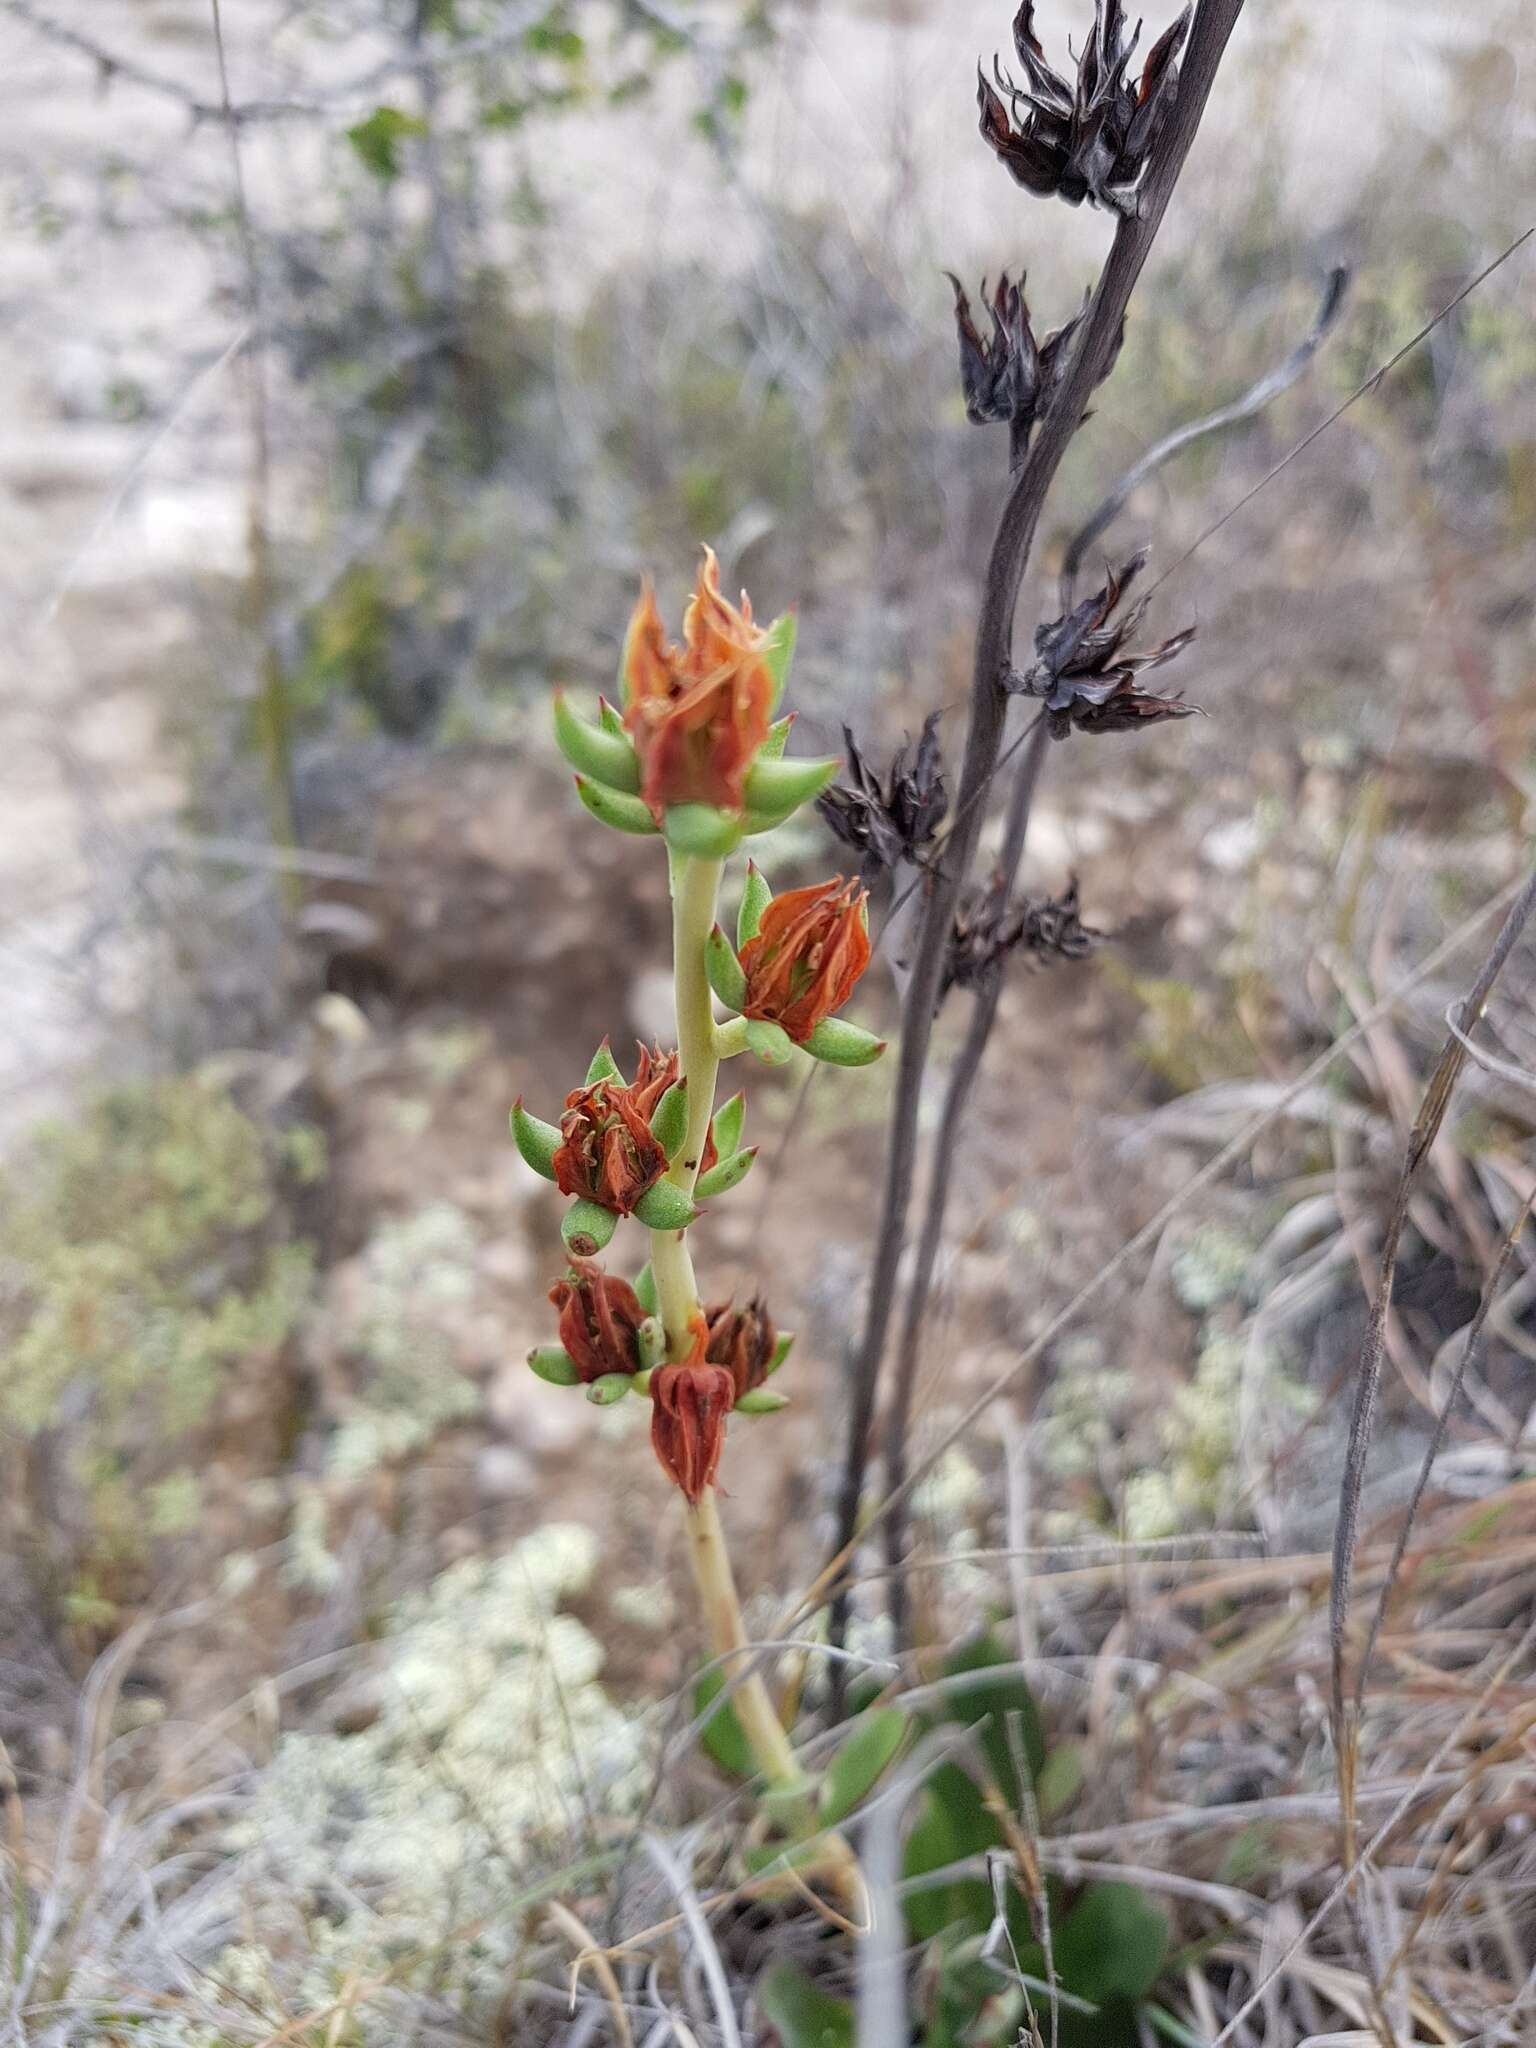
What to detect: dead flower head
<box><xmin>703</xmin><ymin>1296</ymin><xmax>777</xmax><ymax>1403</ymax></box>
<box><xmin>738</xmin><ymin>877</ymin><xmax>872</xmax><ymax>1044</ymax></box>
<box><xmin>818</xmin><ymin>713</ymin><xmax>949</xmax><ymax>876</ymax></box>
<box><xmin>947</xmin><ymin>875</ymin><xmax>1101</xmax><ymax>994</ymax></box>
<box><xmin>549</xmin><ymin>1259</ymin><xmax>649</xmax><ymax>1382</ymax></box>
<box><xmin>945</xmin><ymin>272</ymin><xmax>1112</xmax><ymax>435</ymax></box>
<box><xmin>621</xmin><ymin>547</ymin><xmax>775</xmax><ymax>818</ymax></box>
<box><xmin>1010</xmin><ymin>550</ymin><xmax>1198</xmax><ymax>739</ymax></box>
<box><xmin>977</xmin><ymin>0</ymin><xmax>1191</xmax><ymax>214</ymax></box>
<box><xmin>552</xmin><ymin>1069</ymin><xmax>669</xmax><ymax>1214</ymax></box>
<box><xmin>650</xmin><ymin>1317</ymin><xmax>736</xmax><ymax>1504</ymax></box>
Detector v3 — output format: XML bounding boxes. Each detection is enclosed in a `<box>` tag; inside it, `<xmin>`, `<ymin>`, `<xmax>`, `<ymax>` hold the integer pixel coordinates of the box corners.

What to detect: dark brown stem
<box><xmin>882</xmin><ymin>714</ymin><xmax>1048</xmax><ymax>1640</ymax></box>
<box><xmin>827</xmin><ymin>0</ymin><xmax>1248</xmax><ymax>1658</ymax></box>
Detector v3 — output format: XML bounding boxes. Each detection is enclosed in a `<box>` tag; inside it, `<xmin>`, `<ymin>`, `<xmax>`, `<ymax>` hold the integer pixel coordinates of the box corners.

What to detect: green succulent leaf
<box><xmin>737</xmin><ymin>862</ymin><xmax>772</xmax><ymax>948</ymax></box>
<box><xmin>632</xmin><ymin>1181</ymin><xmax>698</xmax><ymax>1231</ymax></box>
<box><xmin>693</xmin><ymin>1668</ymin><xmax>754</xmax><ymax>1778</ymax></box>
<box><xmin>649</xmin><ymin>1078</ymin><xmax>690</xmax><ymax>1161</ymax></box>
<box><xmin>573</xmin><ymin>774</ymin><xmax>659</xmax><ymax>836</ymax></box>
<box><xmin>901</xmin><ymin>1759</ymin><xmax>1001</xmax><ymax>1943</ymax></box>
<box><xmin>596</xmin><ymin>695</ymin><xmax>627</xmax><ymax>737</ymax></box>
<box><xmin>766</xmin><ymin>1330</ymin><xmax>794</xmax><ymax>1377</ymax></box>
<box><xmin>756</xmin><ymin>1960</ymin><xmax>852</xmax><ymax>2048</ymax></box>
<box><xmin>742</xmin><ymin>753</ymin><xmax>839</xmax><ymax>817</ymax></box>
<box><xmin>745</xmin><ymin>1019</ymin><xmax>795</xmax><ymax>1066</ymax></box>
<box><xmin>709</xmin><ymin>1091</ymin><xmax>745</xmax><ymax>1158</ymax></box>
<box><xmin>760</xmin><ymin>711</ymin><xmax>794</xmax><ymax>761</ymax></box>
<box><xmin>561</xmin><ymin>1197</ymin><xmax>617</xmax><ymax>1257</ymax></box>
<box><xmin>585</xmin><ymin>1371</ymin><xmax>633</xmax><ymax>1406</ymax></box>
<box><xmin>510</xmin><ymin>1100</ymin><xmax>561</xmax><ymax>1181</ymax></box>
<box><xmin>1052</xmin><ymin>1882</ymin><xmax>1169</xmax><ymax>2006</ymax></box>
<box><xmin>803</xmin><ymin>1016</ymin><xmax>886</xmax><ymax>1067</ymax></box>
<box><xmin>633</xmin><ymin>1261</ymin><xmax>659</xmax><ymax>1315</ymax></box>
<box><xmin>741</xmin><ymin>798</ymin><xmax>805</xmax><ymax>838</ymax></box>
<box><xmin>704</xmin><ymin>926</ymin><xmax>748</xmax><ymax>1011</ymax></box>
<box><xmin>585</xmin><ymin>1038</ymin><xmax>623</xmax><ymax>1086</ymax></box>
<box><xmin>663</xmin><ymin>802</ymin><xmax>742</xmax><ymax>858</ymax></box>
<box><xmin>733</xmin><ymin>1387</ymin><xmax>788</xmax><ymax>1415</ymax></box>
<box><xmin>636</xmin><ymin>1315</ymin><xmax>667</xmax><ymax>1370</ymax></box>
<box><xmin>820</xmin><ymin>1707</ymin><xmax>907</xmax><ymax>1824</ymax></box>
<box><xmin>527</xmin><ymin>1344</ymin><xmax>580</xmax><ymax>1386</ymax></box>
<box><xmin>694</xmin><ymin>1146</ymin><xmax>757</xmax><ymax>1200</ymax></box>
<box><xmin>553</xmin><ymin>691</ymin><xmax>641</xmax><ymax>793</ymax></box>
<box><xmin>762</xmin><ymin>612</ymin><xmax>797</xmax><ymax>713</ymax></box>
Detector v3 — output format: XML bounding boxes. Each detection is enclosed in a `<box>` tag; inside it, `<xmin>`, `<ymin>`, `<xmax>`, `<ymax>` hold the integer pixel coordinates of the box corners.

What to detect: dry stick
<box><xmin>882</xmin><ymin>713</ymin><xmax>1048</xmax><ymax>1640</ymax></box>
<box><xmin>828</xmin><ymin>0</ymin><xmax>1248</xmax><ymax>1662</ymax></box>
<box><xmin>788</xmin><ymin>868</ymin><xmax>1529</xmax><ymax>1641</ymax></box>
<box><xmin>1328</xmin><ymin>859</ymin><xmax>1536</xmax><ymax>1869</ymax></box>
<box><xmin>877</xmin><ymin>268</ymin><xmax>1352</xmax><ymax>1637</ymax></box>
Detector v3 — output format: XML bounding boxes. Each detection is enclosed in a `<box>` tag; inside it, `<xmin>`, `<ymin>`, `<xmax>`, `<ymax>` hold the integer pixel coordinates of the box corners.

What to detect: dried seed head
<box><xmin>978</xmin><ymin>0</ymin><xmax>1192</xmax><ymax>214</ymax></box>
<box><xmin>946</xmin><ymin>875</ymin><xmax>1102</xmax><ymax>995</ymax></box>
<box><xmin>819</xmin><ymin>713</ymin><xmax>949</xmax><ymax>877</ymax></box>
<box><xmin>1009</xmin><ymin>551</ymin><xmax>1200</xmax><ymax>739</ymax></box>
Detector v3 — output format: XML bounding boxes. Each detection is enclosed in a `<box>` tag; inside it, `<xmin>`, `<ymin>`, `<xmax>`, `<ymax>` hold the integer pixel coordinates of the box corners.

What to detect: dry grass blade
<box><xmin>546</xmin><ymin>1898</ymin><xmax>636</xmax><ymax>2048</ymax></box>
<box><xmin>640</xmin><ymin>1833</ymin><xmax>742</xmax><ymax>2048</ymax></box>
<box><xmin>1329</xmin><ymin>861</ymin><xmax>1536</xmax><ymax>1870</ymax></box>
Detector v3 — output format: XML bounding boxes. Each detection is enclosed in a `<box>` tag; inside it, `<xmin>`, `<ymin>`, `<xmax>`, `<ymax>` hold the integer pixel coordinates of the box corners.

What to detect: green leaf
<box><xmin>803</xmin><ymin>1016</ymin><xmax>885</xmax><ymax>1067</ymax></box>
<box><xmin>663</xmin><ymin>803</ymin><xmax>742</xmax><ymax>857</ymax></box>
<box><xmin>573</xmin><ymin>774</ymin><xmax>659</xmax><ymax>836</ymax></box>
<box><xmin>1052</xmin><ymin>1882</ymin><xmax>1169</xmax><ymax>2006</ymax></box>
<box><xmin>632</xmin><ymin>1180</ymin><xmax>697</xmax><ymax>1231</ymax></box>
<box><xmin>709</xmin><ymin>1091</ymin><xmax>745</xmax><ymax>1158</ymax></box>
<box><xmin>901</xmin><ymin>1760</ymin><xmax>1001</xmax><ymax>1942</ymax></box>
<box><xmin>766</xmin><ymin>1330</ymin><xmax>794</xmax><ymax>1377</ymax></box>
<box><xmin>762</xmin><ymin>612</ymin><xmax>797</xmax><ymax>710</ymax></box>
<box><xmin>756</xmin><ymin>1961</ymin><xmax>854</xmax><ymax>2048</ymax></box>
<box><xmin>737</xmin><ymin>862</ymin><xmax>772</xmax><ymax>947</ymax></box>
<box><xmin>561</xmin><ymin>1198</ymin><xmax>616</xmax><ymax>1257</ymax></box>
<box><xmin>742</xmin><ymin>753</ymin><xmax>839</xmax><ymax>816</ymax></box>
<box><xmin>694</xmin><ymin>1668</ymin><xmax>754</xmax><ymax>1778</ymax></box>
<box><xmin>633</xmin><ymin>1261</ymin><xmax>659</xmax><ymax>1316</ymax></box>
<box><xmin>940</xmin><ymin>1632</ymin><xmax>1045</xmax><ymax>1802</ymax></box>
<box><xmin>820</xmin><ymin>1707</ymin><xmax>906</xmax><ymax>1823</ymax></box>
<box><xmin>636</xmin><ymin>1315</ymin><xmax>667</xmax><ymax>1371</ymax></box>
<box><xmin>694</xmin><ymin>1146</ymin><xmax>757</xmax><ymax>1201</ymax></box>
<box><xmin>585</xmin><ymin>1039</ymin><xmax>622</xmax><ymax>1086</ymax></box>
<box><xmin>527</xmin><ymin>1344</ymin><xmax>579</xmax><ymax>1386</ymax></box>
<box><xmin>760</xmin><ymin>712</ymin><xmax>794</xmax><ymax>761</ymax></box>
<box><xmin>649</xmin><ymin>1078</ymin><xmax>690</xmax><ymax>1162</ymax></box>
<box><xmin>553</xmin><ymin>691</ymin><xmax>640</xmax><ymax>793</ymax></box>
<box><xmin>346</xmin><ymin>105</ymin><xmax>427</xmax><ymax>182</ymax></box>
<box><xmin>705</xmin><ymin>926</ymin><xmax>748</xmax><ymax>1011</ymax></box>
<box><xmin>733</xmin><ymin>1387</ymin><xmax>788</xmax><ymax>1415</ymax></box>
<box><xmin>745</xmin><ymin>1019</ymin><xmax>795</xmax><ymax>1066</ymax></box>
<box><xmin>585</xmin><ymin>1371</ymin><xmax>632</xmax><ymax>1406</ymax></box>
<box><xmin>1036</xmin><ymin>1741</ymin><xmax>1085</xmax><ymax>1820</ymax></box>
<box><xmin>510</xmin><ymin>1100</ymin><xmax>560</xmax><ymax>1181</ymax></box>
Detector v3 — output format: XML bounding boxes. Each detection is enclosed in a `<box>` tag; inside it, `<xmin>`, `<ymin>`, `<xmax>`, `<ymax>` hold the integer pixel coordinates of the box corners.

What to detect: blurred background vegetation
<box><xmin>1</xmin><ymin>0</ymin><xmax>1534</xmax><ymax>2040</ymax></box>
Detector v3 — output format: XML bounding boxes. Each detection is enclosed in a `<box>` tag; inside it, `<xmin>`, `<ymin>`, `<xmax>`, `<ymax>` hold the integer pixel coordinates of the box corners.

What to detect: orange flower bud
<box><xmin>703</xmin><ymin>1296</ymin><xmax>777</xmax><ymax>1402</ymax></box>
<box><xmin>549</xmin><ymin>1259</ymin><xmax>647</xmax><ymax>1382</ymax></box>
<box><xmin>650</xmin><ymin>1316</ymin><xmax>736</xmax><ymax>1504</ymax></box>
<box><xmin>737</xmin><ymin>877</ymin><xmax>871</xmax><ymax>1044</ymax></box>
<box><xmin>552</xmin><ymin>1074</ymin><xmax>668</xmax><ymax>1213</ymax></box>
<box><xmin>622</xmin><ymin>549</ymin><xmax>775</xmax><ymax>817</ymax></box>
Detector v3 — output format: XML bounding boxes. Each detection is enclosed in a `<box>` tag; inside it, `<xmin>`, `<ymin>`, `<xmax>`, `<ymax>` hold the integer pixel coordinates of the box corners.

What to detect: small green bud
<box><xmin>763</xmin><ymin>611</ymin><xmax>796</xmax><ymax>711</ymax></box>
<box><xmin>633</xmin><ymin>1260</ymin><xmax>659</xmax><ymax>1315</ymax></box>
<box><xmin>553</xmin><ymin>691</ymin><xmax>641</xmax><ymax>793</ymax></box>
<box><xmin>766</xmin><ymin>1331</ymin><xmax>794</xmax><ymax>1378</ymax></box>
<box><xmin>650</xmin><ymin>1077</ymin><xmax>690</xmax><ymax>1162</ymax></box>
<box><xmin>586</xmin><ymin>1372</ymin><xmax>633</xmax><ymax>1406</ymax></box>
<box><xmin>710</xmin><ymin>1090</ymin><xmax>746</xmax><ymax>1158</ymax></box>
<box><xmin>637</xmin><ymin>1315</ymin><xmax>668</xmax><ymax>1370</ymax></box>
<box><xmin>562</xmin><ymin>1197</ymin><xmax>618</xmax><ymax>1257</ymax></box>
<box><xmin>802</xmin><ymin>1016</ymin><xmax>886</xmax><ymax>1067</ymax></box>
<box><xmin>734</xmin><ymin>1388</ymin><xmax>790</xmax><ymax>1415</ymax></box>
<box><xmin>745</xmin><ymin>1019</ymin><xmax>795</xmax><ymax>1066</ymax></box>
<box><xmin>737</xmin><ymin>862</ymin><xmax>772</xmax><ymax>948</ymax></box>
<box><xmin>633</xmin><ymin>1181</ymin><xmax>699</xmax><ymax>1232</ymax></box>
<box><xmin>573</xmin><ymin>774</ymin><xmax>659</xmax><ymax>836</ymax></box>
<box><xmin>510</xmin><ymin>1099</ymin><xmax>561</xmax><ymax>1181</ymax></box>
<box><xmin>663</xmin><ymin>803</ymin><xmax>743</xmax><ymax>858</ymax></box>
<box><xmin>695</xmin><ymin>1146</ymin><xmax>758</xmax><ymax>1201</ymax></box>
<box><xmin>585</xmin><ymin>1038</ymin><xmax>623</xmax><ymax>1085</ymax></box>
<box><xmin>742</xmin><ymin>753</ymin><xmax>839</xmax><ymax>816</ymax></box>
<box><xmin>704</xmin><ymin>925</ymin><xmax>748</xmax><ymax>1011</ymax></box>
<box><xmin>527</xmin><ymin>1344</ymin><xmax>581</xmax><ymax>1386</ymax></box>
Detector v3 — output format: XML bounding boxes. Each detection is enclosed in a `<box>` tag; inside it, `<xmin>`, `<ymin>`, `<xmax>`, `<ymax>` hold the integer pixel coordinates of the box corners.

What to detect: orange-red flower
<box><xmin>703</xmin><ymin>1297</ymin><xmax>776</xmax><ymax>1402</ymax></box>
<box><xmin>625</xmin><ymin>1045</ymin><xmax>717</xmax><ymax>1173</ymax></box>
<box><xmin>549</xmin><ymin>1260</ymin><xmax>648</xmax><ymax>1382</ymax></box>
<box><xmin>650</xmin><ymin>1316</ymin><xmax>736</xmax><ymax>1504</ymax></box>
<box><xmin>621</xmin><ymin>549</ymin><xmax>775</xmax><ymax>817</ymax></box>
<box><xmin>552</xmin><ymin>1074</ymin><xmax>668</xmax><ymax>1213</ymax></box>
<box><xmin>738</xmin><ymin>877</ymin><xmax>871</xmax><ymax>1043</ymax></box>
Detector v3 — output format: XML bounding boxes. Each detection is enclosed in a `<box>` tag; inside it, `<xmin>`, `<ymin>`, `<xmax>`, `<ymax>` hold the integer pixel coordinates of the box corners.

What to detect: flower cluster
<box><xmin>520</xmin><ymin>550</ymin><xmax>884</xmax><ymax>1501</ymax></box>
<box><xmin>977</xmin><ymin>0</ymin><xmax>1191</xmax><ymax>214</ymax></box>
<box><xmin>552</xmin><ymin>550</ymin><xmax>838</xmax><ymax>860</ymax></box>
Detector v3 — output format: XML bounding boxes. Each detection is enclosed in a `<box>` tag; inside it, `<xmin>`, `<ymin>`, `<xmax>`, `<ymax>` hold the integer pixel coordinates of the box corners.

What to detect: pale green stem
<box><xmin>650</xmin><ymin>848</ymin><xmax>808</xmax><ymax>1795</ymax></box>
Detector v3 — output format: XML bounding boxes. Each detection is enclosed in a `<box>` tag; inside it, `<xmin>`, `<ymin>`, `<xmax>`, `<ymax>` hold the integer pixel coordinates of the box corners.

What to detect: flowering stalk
<box><xmin>516</xmin><ymin>550</ymin><xmax>882</xmax><ymax>1873</ymax></box>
